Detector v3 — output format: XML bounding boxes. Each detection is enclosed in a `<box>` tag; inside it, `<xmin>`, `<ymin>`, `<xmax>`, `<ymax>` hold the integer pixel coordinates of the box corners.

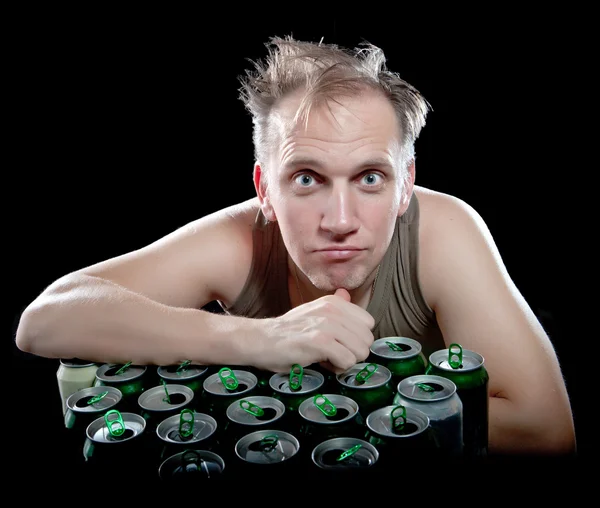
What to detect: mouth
<box><xmin>314</xmin><ymin>248</ymin><xmax>365</xmax><ymax>260</ymax></box>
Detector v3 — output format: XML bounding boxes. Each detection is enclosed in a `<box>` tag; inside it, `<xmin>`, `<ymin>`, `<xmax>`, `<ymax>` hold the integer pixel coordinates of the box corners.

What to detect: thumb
<box><xmin>334</xmin><ymin>288</ymin><xmax>351</xmax><ymax>302</ymax></box>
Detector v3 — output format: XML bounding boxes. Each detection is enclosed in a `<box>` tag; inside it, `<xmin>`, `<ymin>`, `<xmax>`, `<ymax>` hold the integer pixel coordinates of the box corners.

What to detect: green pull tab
<box><xmin>218</xmin><ymin>367</ymin><xmax>239</xmax><ymax>391</ymax></box>
<box><xmin>114</xmin><ymin>361</ymin><xmax>132</xmax><ymax>375</ymax></box>
<box><xmin>313</xmin><ymin>394</ymin><xmax>337</xmax><ymax>417</ymax></box>
<box><xmin>104</xmin><ymin>409</ymin><xmax>125</xmax><ymax>436</ymax></box>
<box><xmin>355</xmin><ymin>363</ymin><xmax>378</xmax><ymax>384</ymax></box>
<box><xmin>87</xmin><ymin>391</ymin><xmax>109</xmax><ymax>405</ymax></box>
<box><xmin>176</xmin><ymin>360</ymin><xmax>191</xmax><ymax>373</ymax></box>
<box><xmin>289</xmin><ymin>364</ymin><xmax>303</xmax><ymax>391</ymax></box>
<box><xmin>259</xmin><ymin>434</ymin><xmax>279</xmax><ymax>453</ymax></box>
<box><xmin>337</xmin><ymin>444</ymin><xmax>362</xmax><ymax>461</ymax></box>
<box><xmin>179</xmin><ymin>408</ymin><xmax>194</xmax><ymax>438</ymax></box>
<box><xmin>448</xmin><ymin>343</ymin><xmax>463</xmax><ymax>369</ymax></box>
<box><xmin>416</xmin><ymin>383</ymin><xmax>434</xmax><ymax>393</ymax></box>
<box><xmin>240</xmin><ymin>399</ymin><xmax>264</xmax><ymax>417</ymax></box>
<box><xmin>161</xmin><ymin>378</ymin><xmax>171</xmax><ymax>403</ymax></box>
<box><xmin>391</xmin><ymin>405</ymin><xmax>407</xmax><ymax>430</ymax></box>
<box><xmin>385</xmin><ymin>341</ymin><xmax>402</xmax><ymax>352</ymax></box>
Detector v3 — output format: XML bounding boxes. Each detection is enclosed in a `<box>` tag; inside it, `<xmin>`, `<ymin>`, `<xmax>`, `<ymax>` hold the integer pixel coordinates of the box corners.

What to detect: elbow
<box><xmin>15</xmin><ymin>304</ymin><xmax>45</xmax><ymax>356</ymax></box>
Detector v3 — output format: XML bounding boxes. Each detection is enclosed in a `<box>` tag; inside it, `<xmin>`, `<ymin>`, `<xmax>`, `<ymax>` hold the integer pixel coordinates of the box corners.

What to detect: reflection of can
<box><xmin>426</xmin><ymin>344</ymin><xmax>489</xmax><ymax>459</ymax></box>
<box><xmin>159</xmin><ymin>449</ymin><xmax>225</xmax><ymax>483</ymax></box>
<box><xmin>201</xmin><ymin>368</ymin><xmax>258</xmax><ymax>419</ymax></box>
<box><xmin>57</xmin><ymin>358</ymin><xmax>99</xmax><ymax>416</ymax></box>
<box><xmin>311</xmin><ymin>437</ymin><xmax>379</xmax><ymax>477</ymax></box>
<box><xmin>138</xmin><ymin>384</ymin><xmax>194</xmax><ymax>430</ymax></box>
<box><xmin>369</xmin><ymin>337</ymin><xmax>427</xmax><ymax>383</ymax></box>
<box><xmin>225</xmin><ymin>396</ymin><xmax>286</xmax><ymax>443</ymax></box>
<box><xmin>95</xmin><ymin>363</ymin><xmax>147</xmax><ymax>406</ymax></box>
<box><xmin>394</xmin><ymin>374</ymin><xmax>463</xmax><ymax>457</ymax></box>
<box><xmin>298</xmin><ymin>394</ymin><xmax>364</xmax><ymax>447</ymax></box>
<box><xmin>336</xmin><ymin>363</ymin><xmax>394</xmax><ymax>414</ymax></box>
<box><xmin>234</xmin><ymin>429</ymin><xmax>300</xmax><ymax>473</ymax></box>
<box><xmin>269</xmin><ymin>368</ymin><xmax>324</xmax><ymax>412</ymax></box>
<box><xmin>365</xmin><ymin>404</ymin><xmax>435</xmax><ymax>465</ymax></box>
<box><xmin>155</xmin><ymin>410</ymin><xmax>218</xmax><ymax>463</ymax></box>
<box><xmin>157</xmin><ymin>362</ymin><xmax>208</xmax><ymax>394</ymax></box>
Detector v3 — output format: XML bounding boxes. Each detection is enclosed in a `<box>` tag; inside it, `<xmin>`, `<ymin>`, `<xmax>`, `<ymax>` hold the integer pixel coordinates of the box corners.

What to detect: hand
<box><xmin>255</xmin><ymin>288</ymin><xmax>375</xmax><ymax>374</ymax></box>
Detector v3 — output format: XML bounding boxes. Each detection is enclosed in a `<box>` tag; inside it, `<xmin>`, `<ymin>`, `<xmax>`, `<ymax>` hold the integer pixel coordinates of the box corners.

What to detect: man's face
<box><xmin>258</xmin><ymin>89</ymin><xmax>412</xmax><ymax>293</ymax></box>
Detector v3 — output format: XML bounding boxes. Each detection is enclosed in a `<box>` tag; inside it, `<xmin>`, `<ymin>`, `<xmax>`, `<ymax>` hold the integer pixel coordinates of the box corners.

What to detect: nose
<box><xmin>320</xmin><ymin>185</ymin><xmax>360</xmax><ymax>236</ymax></box>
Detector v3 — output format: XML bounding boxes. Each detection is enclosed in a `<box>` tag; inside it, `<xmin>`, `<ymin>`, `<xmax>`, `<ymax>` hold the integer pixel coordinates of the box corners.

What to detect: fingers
<box><xmin>334</xmin><ymin>288</ymin><xmax>351</xmax><ymax>301</ymax></box>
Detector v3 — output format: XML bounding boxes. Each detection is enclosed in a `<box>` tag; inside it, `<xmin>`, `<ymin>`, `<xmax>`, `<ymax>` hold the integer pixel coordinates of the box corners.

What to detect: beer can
<box><xmin>269</xmin><ymin>367</ymin><xmax>324</xmax><ymax>412</ymax></box>
<box><xmin>426</xmin><ymin>343</ymin><xmax>489</xmax><ymax>459</ymax></box>
<box><xmin>225</xmin><ymin>396</ymin><xmax>287</xmax><ymax>442</ymax></box>
<box><xmin>311</xmin><ymin>437</ymin><xmax>379</xmax><ymax>478</ymax></box>
<box><xmin>95</xmin><ymin>363</ymin><xmax>148</xmax><ymax>408</ymax></box>
<box><xmin>369</xmin><ymin>337</ymin><xmax>427</xmax><ymax>383</ymax></box>
<box><xmin>234</xmin><ymin>429</ymin><xmax>300</xmax><ymax>474</ymax></box>
<box><xmin>394</xmin><ymin>374</ymin><xmax>463</xmax><ymax>457</ymax></box>
<box><xmin>155</xmin><ymin>409</ymin><xmax>218</xmax><ymax>464</ymax></box>
<box><xmin>57</xmin><ymin>358</ymin><xmax>99</xmax><ymax>416</ymax></box>
<box><xmin>159</xmin><ymin>449</ymin><xmax>226</xmax><ymax>483</ymax></box>
<box><xmin>65</xmin><ymin>385</ymin><xmax>123</xmax><ymax>432</ymax></box>
<box><xmin>365</xmin><ymin>404</ymin><xmax>436</xmax><ymax>465</ymax></box>
<box><xmin>157</xmin><ymin>362</ymin><xmax>208</xmax><ymax>394</ymax></box>
<box><xmin>137</xmin><ymin>383</ymin><xmax>194</xmax><ymax>431</ymax></box>
<box><xmin>336</xmin><ymin>362</ymin><xmax>395</xmax><ymax>414</ymax></box>
<box><xmin>201</xmin><ymin>368</ymin><xmax>258</xmax><ymax>420</ymax></box>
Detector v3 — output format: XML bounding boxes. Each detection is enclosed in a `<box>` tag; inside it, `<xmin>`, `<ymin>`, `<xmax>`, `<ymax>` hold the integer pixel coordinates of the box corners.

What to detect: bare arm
<box><xmin>419</xmin><ymin>191</ymin><xmax>576</xmax><ymax>455</ymax></box>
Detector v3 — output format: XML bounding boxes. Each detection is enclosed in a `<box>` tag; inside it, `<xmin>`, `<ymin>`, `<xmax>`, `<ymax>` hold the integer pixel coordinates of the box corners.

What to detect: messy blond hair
<box><xmin>238</xmin><ymin>35</ymin><xmax>431</xmax><ymax>183</ymax></box>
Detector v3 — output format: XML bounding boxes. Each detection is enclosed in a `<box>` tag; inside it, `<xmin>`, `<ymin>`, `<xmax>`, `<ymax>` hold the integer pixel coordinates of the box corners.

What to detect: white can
<box><xmin>57</xmin><ymin>358</ymin><xmax>99</xmax><ymax>415</ymax></box>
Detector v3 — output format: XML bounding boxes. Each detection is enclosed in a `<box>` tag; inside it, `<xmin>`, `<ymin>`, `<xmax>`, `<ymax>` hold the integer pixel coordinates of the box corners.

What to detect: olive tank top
<box><xmin>218</xmin><ymin>193</ymin><xmax>445</xmax><ymax>360</ymax></box>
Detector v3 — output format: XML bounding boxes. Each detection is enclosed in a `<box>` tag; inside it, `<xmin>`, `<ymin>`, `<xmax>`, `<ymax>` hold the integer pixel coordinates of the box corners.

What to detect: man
<box><xmin>15</xmin><ymin>35</ymin><xmax>575</xmax><ymax>456</ymax></box>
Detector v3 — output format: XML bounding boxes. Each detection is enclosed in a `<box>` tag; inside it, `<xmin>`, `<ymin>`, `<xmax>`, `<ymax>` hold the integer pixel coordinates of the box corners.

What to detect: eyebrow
<box><xmin>284</xmin><ymin>156</ymin><xmax>395</xmax><ymax>172</ymax></box>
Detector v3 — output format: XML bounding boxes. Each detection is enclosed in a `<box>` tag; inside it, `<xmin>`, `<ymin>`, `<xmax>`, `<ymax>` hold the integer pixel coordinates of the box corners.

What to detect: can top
<box><xmin>66</xmin><ymin>385</ymin><xmax>122</xmax><ymax>414</ymax></box>
<box><xmin>60</xmin><ymin>358</ymin><xmax>97</xmax><ymax>368</ymax></box>
<box><xmin>156</xmin><ymin>410</ymin><xmax>217</xmax><ymax>444</ymax></box>
<box><xmin>235</xmin><ymin>429</ymin><xmax>299</xmax><ymax>464</ymax></box>
<box><xmin>159</xmin><ymin>450</ymin><xmax>225</xmax><ymax>480</ymax></box>
<box><xmin>95</xmin><ymin>363</ymin><xmax>147</xmax><ymax>383</ymax></box>
<box><xmin>226</xmin><ymin>396</ymin><xmax>285</xmax><ymax>426</ymax></box>
<box><xmin>203</xmin><ymin>369</ymin><xmax>257</xmax><ymax>396</ymax></box>
<box><xmin>269</xmin><ymin>368</ymin><xmax>324</xmax><ymax>395</ymax></box>
<box><xmin>86</xmin><ymin>411</ymin><xmax>146</xmax><ymax>444</ymax></box>
<box><xmin>366</xmin><ymin>404</ymin><xmax>430</xmax><ymax>439</ymax></box>
<box><xmin>397</xmin><ymin>374</ymin><xmax>457</xmax><ymax>402</ymax></box>
<box><xmin>429</xmin><ymin>346</ymin><xmax>484</xmax><ymax>373</ymax></box>
<box><xmin>312</xmin><ymin>437</ymin><xmax>379</xmax><ymax>470</ymax></box>
<box><xmin>298</xmin><ymin>393</ymin><xmax>358</xmax><ymax>425</ymax></box>
<box><xmin>138</xmin><ymin>384</ymin><xmax>194</xmax><ymax>412</ymax></box>
<box><xmin>157</xmin><ymin>363</ymin><xmax>208</xmax><ymax>381</ymax></box>
<box><xmin>370</xmin><ymin>337</ymin><xmax>422</xmax><ymax>360</ymax></box>
<box><xmin>336</xmin><ymin>362</ymin><xmax>391</xmax><ymax>389</ymax></box>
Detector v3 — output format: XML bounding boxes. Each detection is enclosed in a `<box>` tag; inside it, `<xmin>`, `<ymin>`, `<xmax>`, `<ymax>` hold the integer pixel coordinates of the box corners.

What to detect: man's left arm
<box><xmin>419</xmin><ymin>193</ymin><xmax>576</xmax><ymax>456</ymax></box>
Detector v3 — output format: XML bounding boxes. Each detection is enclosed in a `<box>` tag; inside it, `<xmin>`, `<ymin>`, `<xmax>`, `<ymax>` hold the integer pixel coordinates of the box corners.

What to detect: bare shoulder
<box><xmin>77</xmin><ymin>197</ymin><xmax>262</xmax><ymax>310</ymax></box>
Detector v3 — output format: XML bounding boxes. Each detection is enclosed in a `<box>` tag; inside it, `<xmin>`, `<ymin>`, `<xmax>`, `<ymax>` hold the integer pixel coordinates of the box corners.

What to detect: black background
<box><xmin>8</xmin><ymin>9</ymin><xmax>590</xmax><ymax>484</ymax></box>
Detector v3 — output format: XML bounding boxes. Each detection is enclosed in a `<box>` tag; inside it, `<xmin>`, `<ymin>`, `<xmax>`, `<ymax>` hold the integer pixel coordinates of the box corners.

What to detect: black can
<box><xmin>159</xmin><ymin>449</ymin><xmax>226</xmax><ymax>483</ymax></box>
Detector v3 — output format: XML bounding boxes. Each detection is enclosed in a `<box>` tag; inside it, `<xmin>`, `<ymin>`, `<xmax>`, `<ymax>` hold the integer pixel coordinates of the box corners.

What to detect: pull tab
<box><xmin>355</xmin><ymin>363</ymin><xmax>378</xmax><ymax>384</ymax></box>
<box><xmin>218</xmin><ymin>367</ymin><xmax>239</xmax><ymax>391</ymax></box>
<box><xmin>240</xmin><ymin>399</ymin><xmax>264</xmax><ymax>417</ymax></box>
<box><xmin>416</xmin><ymin>382</ymin><xmax>434</xmax><ymax>392</ymax></box>
<box><xmin>87</xmin><ymin>391</ymin><xmax>109</xmax><ymax>405</ymax></box>
<box><xmin>337</xmin><ymin>444</ymin><xmax>362</xmax><ymax>461</ymax></box>
<box><xmin>179</xmin><ymin>408</ymin><xmax>194</xmax><ymax>438</ymax></box>
<box><xmin>104</xmin><ymin>409</ymin><xmax>125</xmax><ymax>436</ymax></box>
<box><xmin>313</xmin><ymin>394</ymin><xmax>337</xmax><ymax>417</ymax></box>
<box><xmin>161</xmin><ymin>378</ymin><xmax>171</xmax><ymax>403</ymax></box>
<box><xmin>176</xmin><ymin>360</ymin><xmax>191</xmax><ymax>373</ymax></box>
<box><xmin>448</xmin><ymin>343</ymin><xmax>463</xmax><ymax>369</ymax></box>
<box><xmin>289</xmin><ymin>364</ymin><xmax>303</xmax><ymax>391</ymax></box>
<box><xmin>114</xmin><ymin>361</ymin><xmax>132</xmax><ymax>375</ymax></box>
<box><xmin>259</xmin><ymin>434</ymin><xmax>279</xmax><ymax>453</ymax></box>
<box><xmin>391</xmin><ymin>405</ymin><xmax>407</xmax><ymax>431</ymax></box>
<box><xmin>385</xmin><ymin>341</ymin><xmax>402</xmax><ymax>352</ymax></box>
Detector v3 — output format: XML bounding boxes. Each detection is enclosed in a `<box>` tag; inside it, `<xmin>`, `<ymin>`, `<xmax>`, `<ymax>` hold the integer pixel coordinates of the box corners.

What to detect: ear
<box><xmin>253</xmin><ymin>163</ymin><xmax>277</xmax><ymax>222</ymax></box>
<box><xmin>397</xmin><ymin>159</ymin><xmax>416</xmax><ymax>217</ymax></box>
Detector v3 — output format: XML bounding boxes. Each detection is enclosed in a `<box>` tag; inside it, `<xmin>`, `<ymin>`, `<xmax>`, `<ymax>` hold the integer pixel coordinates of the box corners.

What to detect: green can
<box><xmin>369</xmin><ymin>337</ymin><xmax>427</xmax><ymax>383</ymax></box>
<box><xmin>201</xmin><ymin>367</ymin><xmax>258</xmax><ymax>424</ymax></box>
<box><xmin>269</xmin><ymin>365</ymin><xmax>325</xmax><ymax>412</ymax></box>
<box><xmin>426</xmin><ymin>343</ymin><xmax>489</xmax><ymax>459</ymax></box>
<box><xmin>336</xmin><ymin>362</ymin><xmax>395</xmax><ymax>414</ymax></box>
<box><xmin>94</xmin><ymin>362</ymin><xmax>147</xmax><ymax>409</ymax></box>
<box><xmin>157</xmin><ymin>361</ymin><xmax>208</xmax><ymax>394</ymax></box>
<box><xmin>137</xmin><ymin>383</ymin><xmax>195</xmax><ymax>432</ymax></box>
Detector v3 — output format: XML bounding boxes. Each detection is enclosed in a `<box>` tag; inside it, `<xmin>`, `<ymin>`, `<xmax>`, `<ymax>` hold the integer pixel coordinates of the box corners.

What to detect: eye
<box><xmin>362</xmin><ymin>173</ymin><xmax>382</xmax><ymax>185</ymax></box>
<box><xmin>294</xmin><ymin>173</ymin><xmax>315</xmax><ymax>187</ymax></box>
